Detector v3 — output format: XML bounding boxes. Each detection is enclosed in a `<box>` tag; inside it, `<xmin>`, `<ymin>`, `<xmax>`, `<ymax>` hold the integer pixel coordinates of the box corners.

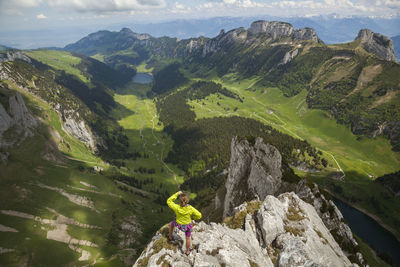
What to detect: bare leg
<box><xmin>186</xmin><ymin>236</ymin><xmax>191</xmax><ymax>255</ymax></box>
<box><xmin>169</xmin><ymin>223</ymin><xmax>174</xmax><ymax>240</ymax></box>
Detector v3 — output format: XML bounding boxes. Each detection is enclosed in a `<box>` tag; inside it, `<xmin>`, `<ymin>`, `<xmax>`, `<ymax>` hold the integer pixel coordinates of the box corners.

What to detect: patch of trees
<box><xmin>75</xmin><ymin>54</ymin><xmax>135</xmax><ymax>87</ymax></box>
<box><xmin>151</xmin><ymin>62</ymin><xmax>188</xmax><ymax>94</ymax></box>
<box><xmin>182</xmin><ymin>81</ymin><xmax>241</xmax><ymax>101</ymax></box>
<box><xmin>262</xmin><ymin>47</ymin><xmax>336</xmax><ymax>96</ymax></box>
<box><xmin>375</xmin><ymin>171</ymin><xmax>400</xmax><ymax>196</ymax></box>
<box><xmin>157</xmin><ymin>90</ymin><xmax>325</xmax><ymax>173</ymax></box>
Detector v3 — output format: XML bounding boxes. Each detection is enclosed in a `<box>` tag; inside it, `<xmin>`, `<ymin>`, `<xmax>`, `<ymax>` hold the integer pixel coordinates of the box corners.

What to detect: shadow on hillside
<box><xmin>115</xmin><ymin>82</ymin><xmax>153</xmax><ymax>99</ymax></box>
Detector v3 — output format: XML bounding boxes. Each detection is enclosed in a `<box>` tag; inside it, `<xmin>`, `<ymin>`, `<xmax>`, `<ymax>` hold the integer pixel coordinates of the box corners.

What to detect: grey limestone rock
<box><xmin>0</xmin><ymin>51</ymin><xmax>31</xmax><ymax>64</ymax></box>
<box><xmin>356</xmin><ymin>29</ymin><xmax>397</xmax><ymax>62</ymax></box>
<box><xmin>223</xmin><ymin>136</ymin><xmax>282</xmax><ymax>218</ymax></box>
<box><xmin>54</xmin><ymin>103</ymin><xmax>98</xmax><ymax>150</ymax></box>
<box><xmin>8</xmin><ymin>93</ymin><xmax>38</xmax><ymax>130</ymax></box>
<box><xmin>294</xmin><ymin>28</ymin><xmax>322</xmax><ymax>43</ymax></box>
<box><xmin>280</xmin><ymin>49</ymin><xmax>299</xmax><ymax>65</ymax></box>
<box><xmin>0</xmin><ymin>92</ymin><xmax>38</xmax><ymax>162</ymax></box>
<box><xmin>202</xmin><ymin>28</ymin><xmax>247</xmax><ymax>57</ymax></box>
<box><xmin>134</xmin><ymin>192</ymin><xmax>352</xmax><ymax>267</ymax></box>
<box><xmin>248</xmin><ymin>20</ymin><xmax>294</xmax><ymax>38</ymax></box>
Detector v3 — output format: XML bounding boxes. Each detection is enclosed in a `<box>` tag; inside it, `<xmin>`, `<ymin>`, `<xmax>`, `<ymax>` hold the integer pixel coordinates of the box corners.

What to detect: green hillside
<box><xmin>0</xmin><ymin>83</ymin><xmax>174</xmax><ymax>266</ymax></box>
<box><xmin>2</xmin><ymin>21</ymin><xmax>400</xmax><ymax>265</ymax></box>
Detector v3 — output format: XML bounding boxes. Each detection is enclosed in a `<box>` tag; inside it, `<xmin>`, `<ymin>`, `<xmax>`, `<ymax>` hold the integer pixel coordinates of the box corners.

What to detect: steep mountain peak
<box><xmin>356</xmin><ymin>29</ymin><xmax>397</xmax><ymax>62</ymax></box>
<box><xmin>248</xmin><ymin>20</ymin><xmax>294</xmax><ymax>38</ymax></box>
<box><xmin>120</xmin><ymin>27</ymin><xmax>134</xmax><ymax>34</ymax></box>
<box><xmin>119</xmin><ymin>27</ymin><xmax>151</xmax><ymax>40</ymax></box>
<box><xmin>247</xmin><ymin>20</ymin><xmax>323</xmax><ymax>43</ymax></box>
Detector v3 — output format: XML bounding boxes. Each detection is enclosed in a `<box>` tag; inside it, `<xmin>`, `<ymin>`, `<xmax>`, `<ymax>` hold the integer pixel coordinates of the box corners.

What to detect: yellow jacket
<box><xmin>167</xmin><ymin>192</ymin><xmax>202</xmax><ymax>225</ymax></box>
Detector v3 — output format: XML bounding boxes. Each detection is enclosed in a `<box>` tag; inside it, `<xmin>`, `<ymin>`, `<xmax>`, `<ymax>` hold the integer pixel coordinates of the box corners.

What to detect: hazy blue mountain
<box><xmin>124</xmin><ymin>15</ymin><xmax>400</xmax><ymax>44</ymax></box>
<box><xmin>1</xmin><ymin>15</ymin><xmax>399</xmax><ymax>49</ymax></box>
<box><xmin>0</xmin><ymin>44</ymin><xmax>14</xmax><ymax>51</ymax></box>
<box><xmin>392</xmin><ymin>35</ymin><xmax>400</xmax><ymax>60</ymax></box>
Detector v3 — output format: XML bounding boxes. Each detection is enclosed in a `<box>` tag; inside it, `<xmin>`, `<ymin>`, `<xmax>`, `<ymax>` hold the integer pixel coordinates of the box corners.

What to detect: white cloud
<box><xmin>46</xmin><ymin>0</ymin><xmax>166</xmax><ymax>13</ymax></box>
<box><xmin>385</xmin><ymin>0</ymin><xmax>400</xmax><ymax>8</ymax></box>
<box><xmin>0</xmin><ymin>0</ymin><xmax>42</xmax><ymax>14</ymax></box>
<box><xmin>223</xmin><ymin>0</ymin><xmax>237</xmax><ymax>4</ymax></box>
<box><xmin>36</xmin><ymin>13</ymin><xmax>47</xmax><ymax>19</ymax></box>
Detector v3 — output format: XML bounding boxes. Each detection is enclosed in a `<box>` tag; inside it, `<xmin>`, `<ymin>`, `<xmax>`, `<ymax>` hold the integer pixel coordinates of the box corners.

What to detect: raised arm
<box><xmin>191</xmin><ymin>206</ymin><xmax>202</xmax><ymax>220</ymax></box>
<box><xmin>167</xmin><ymin>192</ymin><xmax>181</xmax><ymax>212</ymax></box>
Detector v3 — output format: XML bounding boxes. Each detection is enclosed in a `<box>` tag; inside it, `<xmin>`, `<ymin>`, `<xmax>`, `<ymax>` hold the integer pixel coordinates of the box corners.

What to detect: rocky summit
<box><xmin>134</xmin><ymin>137</ymin><xmax>367</xmax><ymax>267</ymax></box>
<box><xmin>356</xmin><ymin>29</ymin><xmax>397</xmax><ymax>62</ymax></box>
<box><xmin>134</xmin><ymin>192</ymin><xmax>354</xmax><ymax>267</ymax></box>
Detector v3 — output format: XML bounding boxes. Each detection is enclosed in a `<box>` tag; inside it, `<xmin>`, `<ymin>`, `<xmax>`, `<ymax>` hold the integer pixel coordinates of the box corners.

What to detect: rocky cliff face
<box><xmin>0</xmin><ymin>51</ymin><xmax>31</xmax><ymax>64</ymax></box>
<box><xmin>0</xmin><ymin>54</ymin><xmax>100</xmax><ymax>151</ymax></box>
<box><xmin>134</xmin><ymin>137</ymin><xmax>367</xmax><ymax>267</ymax></box>
<box><xmin>356</xmin><ymin>29</ymin><xmax>397</xmax><ymax>62</ymax></box>
<box><xmin>197</xmin><ymin>20</ymin><xmax>322</xmax><ymax>58</ymax></box>
<box><xmin>222</xmin><ymin>137</ymin><xmax>282</xmax><ymax>218</ymax></box>
<box><xmin>248</xmin><ymin>20</ymin><xmax>294</xmax><ymax>38</ymax></box>
<box><xmin>53</xmin><ymin>103</ymin><xmax>98</xmax><ymax>150</ymax></box>
<box><xmin>0</xmin><ymin>91</ymin><xmax>38</xmax><ymax>162</ymax></box>
<box><xmin>134</xmin><ymin>192</ymin><xmax>355</xmax><ymax>267</ymax></box>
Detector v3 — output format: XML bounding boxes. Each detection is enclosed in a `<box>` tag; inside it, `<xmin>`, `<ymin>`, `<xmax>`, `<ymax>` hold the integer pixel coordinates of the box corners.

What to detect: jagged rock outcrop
<box><xmin>279</xmin><ymin>49</ymin><xmax>299</xmax><ymax>65</ymax></box>
<box><xmin>0</xmin><ymin>92</ymin><xmax>38</xmax><ymax>162</ymax></box>
<box><xmin>220</xmin><ymin>136</ymin><xmax>367</xmax><ymax>266</ymax></box>
<box><xmin>0</xmin><ymin>51</ymin><xmax>31</xmax><ymax>64</ymax></box>
<box><xmin>223</xmin><ymin>137</ymin><xmax>282</xmax><ymax>218</ymax></box>
<box><xmin>134</xmin><ymin>192</ymin><xmax>354</xmax><ymax>267</ymax></box>
<box><xmin>197</xmin><ymin>20</ymin><xmax>322</xmax><ymax>58</ymax></box>
<box><xmin>202</xmin><ymin>28</ymin><xmax>247</xmax><ymax>57</ymax></box>
<box><xmin>53</xmin><ymin>103</ymin><xmax>98</xmax><ymax>150</ymax></box>
<box><xmin>248</xmin><ymin>20</ymin><xmax>294</xmax><ymax>38</ymax></box>
<box><xmin>356</xmin><ymin>29</ymin><xmax>397</xmax><ymax>62</ymax></box>
<box><xmin>248</xmin><ymin>20</ymin><xmax>323</xmax><ymax>44</ymax></box>
<box><xmin>294</xmin><ymin>28</ymin><xmax>322</xmax><ymax>43</ymax></box>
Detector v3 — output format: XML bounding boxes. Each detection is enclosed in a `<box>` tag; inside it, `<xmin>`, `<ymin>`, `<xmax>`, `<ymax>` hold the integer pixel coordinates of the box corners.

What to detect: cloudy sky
<box><xmin>0</xmin><ymin>0</ymin><xmax>399</xmax><ymax>48</ymax></box>
<box><xmin>1</xmin><ymin>0</ymin><xmax>399</xmax><ymax>30</ymax></box>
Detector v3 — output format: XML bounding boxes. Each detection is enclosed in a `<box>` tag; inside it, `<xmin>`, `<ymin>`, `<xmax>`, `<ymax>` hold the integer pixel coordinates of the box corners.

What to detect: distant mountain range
<box><xmin>1</xmin><ymin>15</ymin><xmax>400</xmax><ymax>50</ymax></box>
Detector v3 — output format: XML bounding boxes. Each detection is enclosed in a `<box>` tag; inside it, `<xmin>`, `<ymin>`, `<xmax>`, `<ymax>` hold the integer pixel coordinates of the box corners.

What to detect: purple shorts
<box><xmin>171</xmin><ymin>220</ymin><xmax>193</xmax><ymax>237</ymax></box>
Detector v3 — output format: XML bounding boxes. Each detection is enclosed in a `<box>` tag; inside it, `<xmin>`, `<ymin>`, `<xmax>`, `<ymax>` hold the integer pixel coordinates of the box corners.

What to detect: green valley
<box><xmin>1</xmin><ymin>18</ymin><xmax>400</xmax><ymax>266</ymax></box>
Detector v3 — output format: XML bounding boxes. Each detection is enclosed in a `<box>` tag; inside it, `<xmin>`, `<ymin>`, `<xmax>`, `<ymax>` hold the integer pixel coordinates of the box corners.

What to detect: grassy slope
<box><xmin>186</xmin><ymin>73</ymin><xmax>400</xmax><ymax>236</ymax></box>
<box><xmin>25</xmin><ymin>50</ymin><xmax>89</xmax><ymax>83</ymax></box>
<box><xmin>111</xmin><ymin>80</ymin><xmax>184</xmax><ymax>192</ymax></box>
<box><xmin>0</xmin><ymin>55</ymin><xmax>177</xmax><ymax>266</ymax></box>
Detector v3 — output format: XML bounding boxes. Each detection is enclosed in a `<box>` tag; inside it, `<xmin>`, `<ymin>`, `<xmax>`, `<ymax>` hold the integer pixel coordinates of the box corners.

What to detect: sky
<box><xmin>0</xmin><ymin>0</ymin><xmax>399</xmax><ymax>48</ymax></box>
<box><xmin>1</xmin><ymin>0</ymin><xmax>399</xmax><ymax>31</ymax></box>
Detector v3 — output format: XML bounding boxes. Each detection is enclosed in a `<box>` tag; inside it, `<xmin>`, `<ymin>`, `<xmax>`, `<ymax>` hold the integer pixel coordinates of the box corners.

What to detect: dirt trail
<box><xmin>139</xmin><ymin>103</ymin><xmax>180</xmax><ymax>188</ymax></box>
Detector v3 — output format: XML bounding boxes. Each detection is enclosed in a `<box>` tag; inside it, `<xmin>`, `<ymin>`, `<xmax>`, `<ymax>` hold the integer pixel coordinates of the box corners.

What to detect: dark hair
<box><xmin>179</xmin><ymin>193</ymin><xmax>189</xmax><ymax>205</ymax></box>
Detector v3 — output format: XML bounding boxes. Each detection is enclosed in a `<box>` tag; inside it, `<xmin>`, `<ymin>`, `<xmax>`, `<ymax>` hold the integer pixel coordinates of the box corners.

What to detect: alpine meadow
<box><xmin>1</xmin><ymin>3</ymin><xmax>400</xmax><ymax>267</ymax></box>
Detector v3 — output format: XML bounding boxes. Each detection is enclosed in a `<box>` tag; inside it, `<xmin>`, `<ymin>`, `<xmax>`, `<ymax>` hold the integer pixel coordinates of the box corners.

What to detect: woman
<box><xmin>167</xmin><ymin>191</ymin><xmax>202</xmax><ymax>255</ymax></box>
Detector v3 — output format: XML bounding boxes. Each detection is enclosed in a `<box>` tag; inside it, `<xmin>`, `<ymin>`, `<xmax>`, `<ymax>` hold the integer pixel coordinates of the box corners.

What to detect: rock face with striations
<box><xmin>356</xmin><ymin>29</ymin><xmax>397</xmax><ymax>62</ymax></box>
<box><xmin>0</xmin><ymin>92</ymin><xmax>38</xmax><ymax>162</ymax></box>
<box><xmin>248</xmin><ymin>20</ymin><xmax>294</xmax><ymax>38</ymax></box>
<box><xmin>53</xmin><ymin>103</ymin><xmax>98</xmax><ymax>150</ymax></box>
<box><xmin>134</xmin><ymin>192</ymin><xmax>354</xmax><ymax>267</ymax></box>
<box><xmin>134</xmin><ymin>137</ymin><xmax>366</xmax><ymax>266</ymax></box>
<box><xmin>223</xmin><ymin>137</ymin><xmax>282</xmax><ymax>218</ymax></box>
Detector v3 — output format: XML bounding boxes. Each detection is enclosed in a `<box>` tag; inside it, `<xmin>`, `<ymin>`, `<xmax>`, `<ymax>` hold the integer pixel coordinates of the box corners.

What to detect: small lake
<box><xmin>133</xmin><ymin>72</ymin><xmax>153</xmax><ymax>84</ymax></box>
<box><xmin>333</xmin><ymin>198</ymin><xmax>400</xmax><ymax>266</ymax></box>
